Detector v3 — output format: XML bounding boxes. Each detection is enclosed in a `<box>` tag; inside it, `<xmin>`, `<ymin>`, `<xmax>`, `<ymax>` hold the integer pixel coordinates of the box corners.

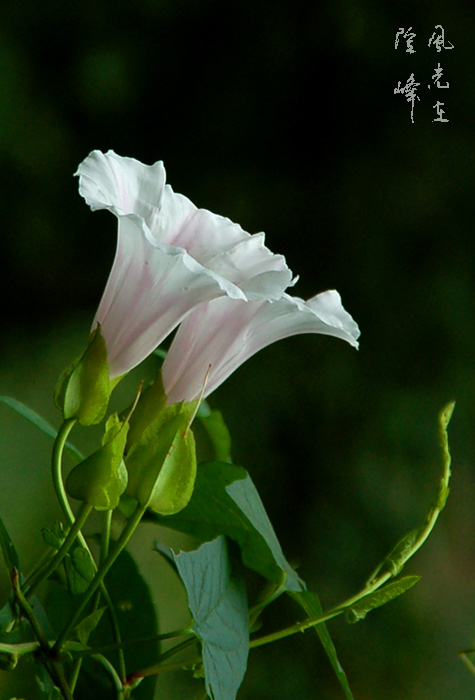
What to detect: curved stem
<box><xmin>251</xmin><ymin>403</ymin><xmax>455</xmax><ymax>651</ymax></box>
<box><xmin>91</xmin><ymin>654</ymin><xmax>125</xmax><ymax>700</ymax></box>
<box><xmin>51</xmin><ymin>418</ymin><xmax>126</xmax><ymax>680</ymax></box>
<box><xmin>52</xmin><ymin>419</ymin><xmax>77</xmax><ymax>523</ymax></box>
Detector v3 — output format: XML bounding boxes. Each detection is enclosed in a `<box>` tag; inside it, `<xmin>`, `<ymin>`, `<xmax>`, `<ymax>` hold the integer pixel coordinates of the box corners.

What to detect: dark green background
<box><xmin>1</xmin><ymin>1</ymin><xmax>474</xmax><ymax>698</ymax></box>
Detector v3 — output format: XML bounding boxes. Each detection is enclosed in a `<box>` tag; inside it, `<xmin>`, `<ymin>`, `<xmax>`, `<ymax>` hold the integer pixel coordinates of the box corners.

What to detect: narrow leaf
<box><xmin>346</xmin><ymin>576</ymin><xmax>420</xmax><ymax>623</ymax></box>
<box><xmin>226</xmin><ymin>476</ymin><xmax>304</xmax><ymax>592</ymax></box>
<box><xmin>289</xmin><ymin>590</ymin><xmax>354</xmax><ymax>700</ymax></box>
<box><xmin>0</xmin><ymin>395</ymin><xmax>83</xmax><ymax>461</ymax></box>
<box><xmin>174</xmin><ymin>536</ymin><xmax>248</xmax><ymax>700</ymax></box>
<box><xmin>0</xmin><ymin>515</ymin><xmax>19</xmax><ymax>573</ymax></box>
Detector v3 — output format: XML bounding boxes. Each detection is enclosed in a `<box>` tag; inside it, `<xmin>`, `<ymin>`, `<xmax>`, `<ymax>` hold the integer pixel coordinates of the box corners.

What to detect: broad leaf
<box><xmin>289</xmin><ymin>590</ymin><xmax>354</xmax><ymax>700</ymax></box>
<box><xmin>0</xmin><ymin>395</ymin><xmax>83</xmax><ymax>461</ymax></box>
<box><xmin>149</xmin><ymin>461</ymin><xmax>304</xmax><ymax>592</ymax></box>
<box><xmin>346</xmin><ymin>576</ymin><xmax>420</xmax><ymax>623</ymax></box>
<box><xmin>174</xmin><ymin>536</ymin><xmax>248</xmax><ymax>700</ymax></box>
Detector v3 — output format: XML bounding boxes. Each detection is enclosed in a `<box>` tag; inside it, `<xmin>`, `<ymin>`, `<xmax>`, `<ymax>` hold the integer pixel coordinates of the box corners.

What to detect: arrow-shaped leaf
<box><xmin>174</xmin><ymin>536</ymin><xmax>248</xmax><ymax>700</ymax></box>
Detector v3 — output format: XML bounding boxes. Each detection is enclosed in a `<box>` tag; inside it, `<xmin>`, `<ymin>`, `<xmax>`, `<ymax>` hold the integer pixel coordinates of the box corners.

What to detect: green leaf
<box><xmin>148</xmin><ymin>461</ymin><xmax>304</xmax><ymax>591</ymax></box>
<box><xmin>0</xmin><ymin>515</ymin><xmax>19</xmax><ymax>574</ymax></box>
<box><xmin>64</xmin><ymin>547</ymin><xmax>96</xmax><ymax>595</ymax></box>
<box><xmin>42</xmin><ymin>523</ymin><xmax>67</xmax><ymax>550</ymax></box>
<box><xmin>55</xmin><ymin>325</ymin><xmax>111</xmax><ymax>426</ymax></box>
<box><xmin>346</xmin><ymin>576</ymin><xmax>421</xmax><ymax>623</ymax></box>
<box><xmin>66</xmin><ymin>416</ymin><xmax>128</xmax><ymax>510</ymax></box>
<box><xmin>124</xmin><ymin>373</ymin><xmax>167</xmax><ymax>450</ymax></box>
<box><xmin>74</xmin><ymin>608</ymin><xmax>105</xmax><ymax>645</ymax></box>
<box><xmin>198</xmin><ymin>407</ymin><xmax>232</xmax><ymax>463</ymax></box>
<box><xmin>289</xmin><ymin>590</ymin><xmax>354</xmax><ymax>700</ymax></box>
<box><xmin>0</xmin><ymin>396</ymin><xmax>83</xmax><ymax>461</ymax></box>
<box><xmin>174</xmin><ymin>536</ymin><xmax>248</xmax><ymax>700</ymax></box>
<box><xmin>126</xmin><ymin>404</ymin><xmax>197</xmax><ymax>515</ymax></box>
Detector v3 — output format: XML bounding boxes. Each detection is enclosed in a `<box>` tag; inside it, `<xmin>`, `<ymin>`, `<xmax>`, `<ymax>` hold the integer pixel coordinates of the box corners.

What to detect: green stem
<box><xmin>126</xmin><ymin>638</ymin><xmax>198</xmax><ymax>684</ymax></box>
<box><xmin>459</xmin><ymin>650</ymin><xmax>475</xmax><ymax>677</ymax></box>
<box><xmin>91</xmin><ymin>654</ymin><xmax>125</xmax><ymax>700</ymax></box>
<box><xmin>12</xmin><ymin>569</ymin><xmax>74</xmax><ymax>700</ymax></box>
<box><xmin>53</xmin><ymin>502</ymin><xmax>147</xmax><ymax>654</ymax></box>
<box><xmin>23</xmin><ymin>545</ymin><xmax>57</xmax><ymax>590</ymax></box>
<box><xmin>51</xmin><ymin>418</ymin><xmax>126</xmax><ymax>681</ymax></box>
<box><xmin>101</xmin><ymin>509</ymin><xmax>112</xmax><ymax>564</ymax></box>
<box><xmin>52</xmin><ymin>419</ymin><xmax>77</xmax><ymax>523</ymax></box>
<box><xmin>250</xmin><ymin>403</ymin><xmax>455</xmax><ymax>651</ymax></box>
<box><xmin>70</xmin><ymin>509</ymin><xmax>125</xmax><ymax>690</ymax></box>
<box><xmin>248</xmin><ymin>578</ymin><xmax>286</xmax><ymax>629</ymax></box>
<box><xmin>70</xmin><ymin>508</ymin><xmax>119</xmax><ymax>691</ymax></box>
<box><xmin>63</xmin><ymin>627</ymin><xmax>193</xmax><ymax>659</ymax></box>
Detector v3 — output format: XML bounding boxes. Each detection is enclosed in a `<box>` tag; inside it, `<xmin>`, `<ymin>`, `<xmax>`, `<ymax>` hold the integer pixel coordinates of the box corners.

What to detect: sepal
<box><xmin>125</xmin><ymin>403</ymin><xmax>197</xmax><ymax>515</ymax></box>
<box><xmin>66</xmin><ymin>414</ymin><xmax>128</xmax><ymax>510</ymax></box>
<box><xmin>123</xmin><ymin>371</ymin><xmax>167</xmax><ymax>451</ymax></box>
<box><xmin>54</xmin><ymin>325</ymin><xmax>111</xmax><ymax>426</ymax></box>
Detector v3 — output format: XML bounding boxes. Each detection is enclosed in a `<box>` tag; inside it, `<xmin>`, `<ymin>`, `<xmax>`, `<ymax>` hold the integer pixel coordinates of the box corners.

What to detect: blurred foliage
<box><xmin>1</xmin><ymin>0</ymin><xmax>474</xmax><ymax>698</ymax></box>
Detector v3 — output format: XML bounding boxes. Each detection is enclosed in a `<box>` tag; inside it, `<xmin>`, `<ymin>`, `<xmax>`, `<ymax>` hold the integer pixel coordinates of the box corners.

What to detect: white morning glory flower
<box><xmin>162</xmin><ymin>290</ymin><xmax>360</xmax><ymax>404</ymax></box>
<box><xmin>76</xmin><ymin>150</ymin><xmax>293</xmax><ymax>378</ymax></box>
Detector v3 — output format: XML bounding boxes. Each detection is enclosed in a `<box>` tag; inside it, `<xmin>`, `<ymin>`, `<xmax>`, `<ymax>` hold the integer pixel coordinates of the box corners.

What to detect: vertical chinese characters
<box><xmin>394</xmin><ymin>25</ymin><xmax>454</xmax><ymax>123</ymax></box>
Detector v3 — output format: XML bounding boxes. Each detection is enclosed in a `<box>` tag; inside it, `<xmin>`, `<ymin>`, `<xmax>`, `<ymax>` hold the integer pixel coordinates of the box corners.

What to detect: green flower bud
<box><xmin>54</xmin><ymin>325</ymin><xmax>111</xmax><ymax>426</ymax></box>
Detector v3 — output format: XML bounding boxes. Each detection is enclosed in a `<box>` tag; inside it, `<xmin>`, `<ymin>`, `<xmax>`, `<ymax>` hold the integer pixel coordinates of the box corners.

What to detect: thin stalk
<box><xmin>12</xmin><ymin>569</ymin><xmax>74</xmax><ymax>700</ymax></box>
<box><xmin>51</xmin><ymin>418</ymin><xmax>126</xmax><ymax>679</ymax></box>
<box><xmin>63</xmin><ymin>627</ymin><xmax>193</xmax><ymax>659</ymax></box>
<box><xmin>91</xmin><ymin>654</ymin><xmax>125</xmax><ymax>700</ymax></box>
<box><xmin>53</xmin><ymin>502</ymin><xmax>147</xmax><ymax>654</ymax></box>
<box><xmin>251</xmin><ymin>403</ymin><xmax>455</xmax><ymax>651</ymax></box>
<box><xmin>70</xmin><ymin>508</ymin><xmax>125</xmax><ymax>691</ymax></box>
<box><xmin>52</xmin><ymin>419</ymin><xmax>77</xmax><ymax>523</ymax></box>
<box><xmin>126</xmin><ymin>638</ymin><xmax>198</xmax><ymax>684</ymax></box>
<box><xmin>101</xmin><ymin>509</ymin><xmax>112</xmax><ymax>564</ymax></box>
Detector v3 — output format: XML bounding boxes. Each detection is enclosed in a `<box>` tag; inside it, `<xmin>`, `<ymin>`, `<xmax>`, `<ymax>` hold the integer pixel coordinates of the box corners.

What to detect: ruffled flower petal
<box><xmin>162</xmin><ymin>290</ymin><xmax>360</xmax><ymax>404</ymax></box>
<box><xmin>76</xmin><ymin>150</ymin><xmax>293</xmax><ymax>377</ymax></box>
